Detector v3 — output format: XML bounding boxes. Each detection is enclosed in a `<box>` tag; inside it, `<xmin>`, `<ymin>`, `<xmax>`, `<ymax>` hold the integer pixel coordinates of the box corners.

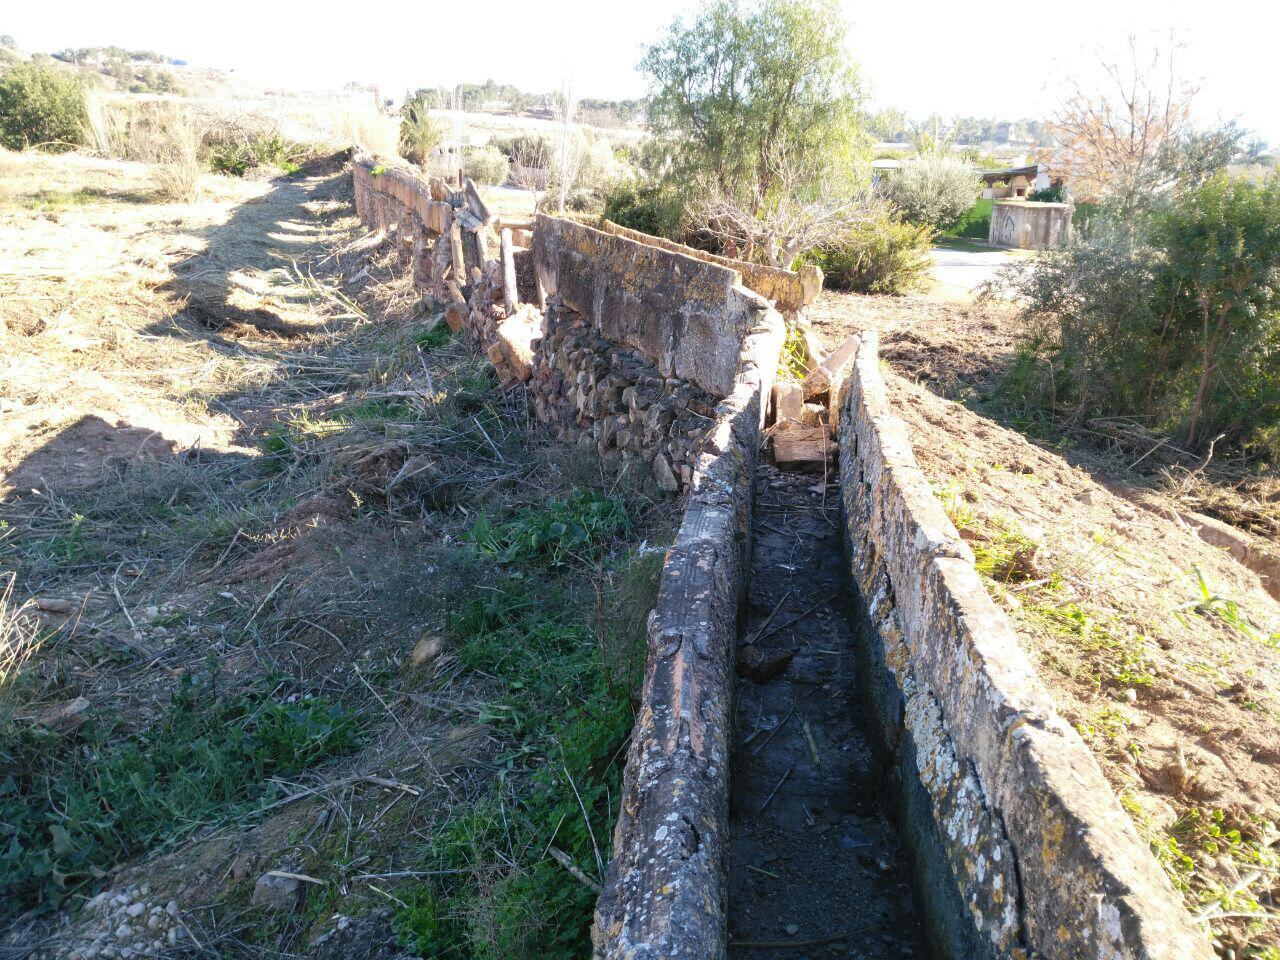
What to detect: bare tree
<box><xmin>694</xmin><ymin>147</ymin><xmax>874</xmax><ymax>267</ymax></box>
<box><xmin>553</xmin><ymin>78</ymin><xmax>582</xmax><ymax>212</ymax></box>
<box><xmin>1047</xmin><ymin>33</ymin><xmax>1196</xmax><ymax>217</ymax></box>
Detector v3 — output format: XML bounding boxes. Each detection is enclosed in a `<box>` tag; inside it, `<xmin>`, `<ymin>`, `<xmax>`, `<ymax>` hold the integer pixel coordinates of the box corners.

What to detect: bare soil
<box><xmin>0</xmin><ymin>150</ymin><xmax>645</xmax><ymax>960</ymax></box>
<box><xmin>814</xmin><ymin>289</ymin><xmax>1280</xmax><ymax>956</ymax></box>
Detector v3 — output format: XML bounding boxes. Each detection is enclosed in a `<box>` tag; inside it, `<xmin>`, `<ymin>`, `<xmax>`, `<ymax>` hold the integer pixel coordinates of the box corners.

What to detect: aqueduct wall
<box><xmin>349</xmin><ymin>154</ymin><xmax>1209</xmax><ymax>960</ymax></box>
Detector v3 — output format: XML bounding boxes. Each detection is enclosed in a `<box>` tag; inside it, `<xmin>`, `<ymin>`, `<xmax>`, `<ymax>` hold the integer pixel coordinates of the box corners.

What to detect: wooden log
<box><xmin>496</xmin><ymin>217</ymin><xmax>536</xmax><ymax>232</ymax></box>
<box><xmin>501</xmin><ymin>228</ymin><xmax>519</xmax><ymax>317</ymax></box>
<box><xmin>801</xmin><ymin>333</ymin><xmax>860</xmax><ymax>400</ymax></box>
<box><xmin>772</xmin><ymin>424</ymin><xmax>829</xmax><ymax>469</ymax></box>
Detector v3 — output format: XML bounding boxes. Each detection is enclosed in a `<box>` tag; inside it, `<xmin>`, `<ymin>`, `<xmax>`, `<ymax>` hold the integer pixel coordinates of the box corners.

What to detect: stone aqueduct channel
<box><xmin>351</xmin><ymin>156</ymin><xmax>1213</xmax><ymax>960</ymax></box>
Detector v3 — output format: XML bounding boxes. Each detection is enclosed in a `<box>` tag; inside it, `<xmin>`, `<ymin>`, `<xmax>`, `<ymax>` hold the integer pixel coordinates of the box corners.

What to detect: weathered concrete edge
<box><xmin>592</xmin><ymin>308</ymin><xmax>785</xmax><ymax>959</ymax></box>
<box><xmin>536</xmin><ymin>214</ymin><xmax>772</xmax><ymax>399</ymax></box>
<box><xmin>597</xmin><ymin>219</ymin><xmax>821</xmax><ymax>315</ymax></box>
<box><xmin>837</xmin><ymin>331</ymin><xmax>1212</xmax><ymax>960</ymax></box>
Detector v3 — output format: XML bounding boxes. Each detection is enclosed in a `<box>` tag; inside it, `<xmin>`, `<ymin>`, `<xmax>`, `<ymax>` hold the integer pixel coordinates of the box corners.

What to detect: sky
<box><xmin>4</xmin><ymin>0</ymin><xmax>1278</xmax><ymax>143</ymax></box>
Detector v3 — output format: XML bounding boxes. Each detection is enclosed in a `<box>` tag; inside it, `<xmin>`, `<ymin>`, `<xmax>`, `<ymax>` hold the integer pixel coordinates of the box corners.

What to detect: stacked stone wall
<box><xmin>529</xmin><ymin>304</ymin><xmax>719</xmax><ymax>492</ymax></box>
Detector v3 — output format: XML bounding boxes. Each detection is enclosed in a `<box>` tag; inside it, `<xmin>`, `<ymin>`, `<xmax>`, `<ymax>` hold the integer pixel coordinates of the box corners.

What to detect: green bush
<box><xmin>462</xmin><ymin>144</ymin><xmax>510</xmax><ymax>186</ymax></box>
<box><xmin>809</xmin><ymin>213</ymin><xmax>934</xmax><ymax>295</ymax></box>
<box><xmin>883</xmin><ymin>153</ymin><xmax>982</xmax><ymax>230</ymax></box>
<box><xmin>997</xmin><ymin>173</ymin><xmax>1280</xmax><ymax>456</ymax></box>
<box><xmin>602</xmin><ymin>179</ymin><xmax>682</xmax><ymax>238</ymax></box>
<box><xmin>1028</xmin><ymin>184</ymin><xmax>1064</xmax><ymax>203</ymax></box>
<box><xmin>0</xmin><ymin>64</ymin><xmax>87</xmax><ymax>152</ymax></box>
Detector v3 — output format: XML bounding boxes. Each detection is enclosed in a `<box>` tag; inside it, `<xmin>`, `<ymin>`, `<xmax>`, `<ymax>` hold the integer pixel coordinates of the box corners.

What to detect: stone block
<box><xmin>772</xmin><ymin>381</ymin><xmax>804</xmax><ymax>422</ymax></box>
<box><xmin>444</xmin><ymin>300</ymin><xmax>467</xmax><ymax>333</ymax></box>
<box><xmin>496</xmin><ymin>306</ymin><xmax>542</xmax><ymax>383</ymax></box>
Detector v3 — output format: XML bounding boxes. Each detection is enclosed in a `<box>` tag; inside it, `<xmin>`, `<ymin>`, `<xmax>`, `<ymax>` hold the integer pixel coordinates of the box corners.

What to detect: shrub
<box><xmin>494</xmin><ymin>133</ymin><xmax>554</xmax><ymax>188</ymax></box>
<box><xmin>491</xmin><ymin>133</ymin><xmax>553</xmax><ymax>168</ymax></box>
<box><xmin>1028</xmin><ymin>184</ymin><xmax>1065</xmax><ymax>202</ymax></box>
<box><xmin>399</xmin><ymin>100</ymin><xmax>445</xmax><ymax>167</ymax></box>
<box><xmin>809</xmin><ymin>212</ymin><xmax>934</xmax><ymax>295</ymax></box>
<box><xmin>995</xmin><ymin>173</ymin><xmax>1280</xmax><ymax>456</ymax></box>
<box><xmin>0</xmin><ymin>64</ymin><xmax>87</xmax><ymax>152</ymax></box>
<box><xmin>202</xmin><ymin>117</ymin><xmax>310</xmax><ymax>177</ymax></box>
<box><xmin>462</xmin><ymin>144</ymin><xmax>510</xmax><ymax>186</ymax></box>
<box><xmin>883</xmin><ymin>154</ymin><xmax>982</xmax><ymax>230</ymax></box>
<box><xmin>602</xmin><ymin>178</ymin><xmax>682</xmax><ymax>238</ymax></box>
<box><xmin>126</xmin><ymin>102</ymin><xmax>203</xmax><ymax>200</ymax></box>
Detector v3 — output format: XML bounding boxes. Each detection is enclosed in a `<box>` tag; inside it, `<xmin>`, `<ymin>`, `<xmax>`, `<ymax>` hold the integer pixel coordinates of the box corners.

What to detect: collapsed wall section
<box><xmin>530</xmin><ymin>309</ymin><xmax>719</xmax><ymax>492</ymax></box>
<box><xmin>351</xmin><ymin>157</ymin><xmax>793</xmax><ymax>497</ymax></box>
<box><xmin>837</xmin><ymin>331</ymin><xmax>1213</xmax><ymax>960</ymax></box>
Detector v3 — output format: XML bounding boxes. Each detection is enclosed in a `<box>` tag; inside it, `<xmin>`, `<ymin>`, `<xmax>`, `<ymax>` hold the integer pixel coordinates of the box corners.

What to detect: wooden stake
<box><xmin>501</xmin><ymin>227</ymin><xmax>519</xmax><ymax>316</ymax></box>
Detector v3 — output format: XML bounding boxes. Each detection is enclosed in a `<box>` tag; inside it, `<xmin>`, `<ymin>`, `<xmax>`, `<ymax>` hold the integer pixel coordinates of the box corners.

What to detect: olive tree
<box><xmin>640</xmin><ymin>0</ymin><xmax>870</xmax><ymax>261</ymax></box>
<box><xmin>882</xmin><ymin>153</ymin><xmax>981</xmax><ymax>230</ymax></box>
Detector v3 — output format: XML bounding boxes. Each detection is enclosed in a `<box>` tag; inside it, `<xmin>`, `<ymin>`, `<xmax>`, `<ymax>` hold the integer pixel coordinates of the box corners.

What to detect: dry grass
<box><xmin>0</xmin><ymin>150</ymin><xmax>670</xmax><ymax>957</ymax></box>
<box><xmin>340</xmin><ymin>104</ymin><xmax>399</xmax><ymax>158</ymax></box>
<box><xmin>0</xmin><ymin>575</ymin><xmax>40</xmax><ymax>714</ymax></box>
<box><xmin>137</xmin><ymin>104</ymin><xmax>204</xmax><ymax>202</ymax></box>
<box><xmin>83</xmin><ymin>93</ymin><xmax>131</xmax><ymax>158</ymax></box>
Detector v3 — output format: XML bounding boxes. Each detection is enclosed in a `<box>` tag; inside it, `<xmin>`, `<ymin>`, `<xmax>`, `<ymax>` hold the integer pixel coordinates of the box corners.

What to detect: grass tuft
<box><xmin>0</xmin><ymin>667</ymin><xmax>359</xmax><ymax>918</ymax></box>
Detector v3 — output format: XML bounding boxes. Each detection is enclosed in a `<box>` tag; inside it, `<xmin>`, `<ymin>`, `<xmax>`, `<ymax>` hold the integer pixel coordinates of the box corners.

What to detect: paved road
<box><xmin>930</xmin><ymin>244</ymin><xmax>1030</xmax><ymax>299</ymax></box>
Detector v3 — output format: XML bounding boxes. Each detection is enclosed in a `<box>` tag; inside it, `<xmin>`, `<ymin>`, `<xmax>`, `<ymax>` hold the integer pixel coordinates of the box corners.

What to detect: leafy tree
<box><xmin>640</xmin><ymin>0</ymin><xmax>870</xmax><ymax>263</ymax></box>
<box><xmin>0</xmin><ymin>63</ymin><xmax>87</xmax><ymax>152</ymax></box>
<box><xmin>641</xmin><ymin>0</ymin><xmax>865</xmax><ymax>203</ymax></box>
<box><xmin>882</xmin><ymin>154</ymin><xmax>981</xmax><ymax>230</ymax></box>
<box><xmin>1151</xmin><ymin>173</ymin><xmax>1280</xmax><ymax>447</ymax></box>
<box><xmin>0</xmin><ymin>35</ymin><xmax>16</xmax><ymax>50</ymax></box>
<box><xmin>996</xmin><ymin>174</ymin><xmax>1280</xmax><ymax>456</ymax></box>
<box><xmin>867</xmin><ymin>107</ymin><xmax>908</xmax><ymax>143</ymax></box>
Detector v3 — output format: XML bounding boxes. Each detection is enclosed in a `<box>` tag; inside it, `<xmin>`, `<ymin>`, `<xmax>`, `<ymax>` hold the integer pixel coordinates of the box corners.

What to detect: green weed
<box><xmin>1075</xmin><ymin>705</ymin><xmax>1131</xmax><ymax>747</ymax></box>
<box><xmin>776</xmin><ymin>325</ymin><xmax>808</xmax><ymax>382</ymax></box>
<box><xmin>464</xmin><ymin>490</ymin><xmax>629</xmax><ymax>567</ymax></box>
<box><xmin>1028</xmin><ymin>600</ymin><xmax>1155</xmax><ymax>688</ymax></box>
<box><xmin>392</xmin><ymin>538</ymin><xmax>660</xmax><ymax>959</ymax></box>
<box><xmin>1178</xmin><ymin>567</ymin><xmax>1280</xmax><ymax>650</ymax></box>
<box><xmin>0</xmin><ymin>668</ymin><xmax>359</xmax><ymax>918</ymax></box>
<box><xmin>414</xmin><ymin>320</ymin><xmax>455</xmax><ymax>352</ymax></box>
<box><xmin>1</xmin><ymin>188</ymin><xmax>107</xmax><ymax>210</ymax></box>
